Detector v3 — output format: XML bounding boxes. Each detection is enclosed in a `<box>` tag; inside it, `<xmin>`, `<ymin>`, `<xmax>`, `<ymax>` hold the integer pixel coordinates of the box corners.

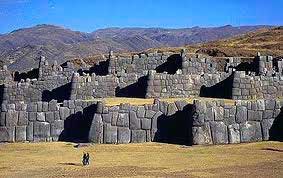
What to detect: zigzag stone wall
<box><xmin>88</xmin><ymin>99</ymin><xmax>282</xmax><ymax>145</ymax></box>
<box><xmin>0</xmin><ymin>98</ymin><xmax>281</xmax><ymax>144</ymax></box>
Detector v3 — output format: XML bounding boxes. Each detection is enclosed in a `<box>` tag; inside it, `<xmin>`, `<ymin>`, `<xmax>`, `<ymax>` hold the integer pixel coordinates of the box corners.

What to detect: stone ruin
<box><xmin>0</xmin><ymin>50</ymin><xmax>282</xmax><ymax>144</ymax></box>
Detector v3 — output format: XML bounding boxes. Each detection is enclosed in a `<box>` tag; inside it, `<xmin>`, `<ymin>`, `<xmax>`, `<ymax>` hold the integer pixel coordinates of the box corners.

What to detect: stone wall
<box><xmin>192</xmin><ymin>99</ymin><xmax>282</xmax><ymax>144</ymax></box>
<box><xmin>146</xmin><ymin>71</ymin><xmax>232</xmax><ymax>98</ymax></box>
<box><xmin>0</xmin><ymin>100</ymin><xmax>97</xmax><ymax>142</ymax></box>
<box><xmin>232</xmin><ymin>71</ymin><xmax>283</xmax><ymax>100</ymax></box>
<box><xmin>88</xmin><ymin>99</ymin><xmax>192</xmax><ymax>144</ymax></box>
<box><xmin>108</xmin><ymin>52</ymin><xmax>173</xmax><ymax>75</ymax></box>
<box><xmin>181</xmin><ymin>56</ymin><xmax>217</xmax><ymax>74</ymax></box>
<box><xmin>70</xmin><ymin>73</ymin><xmax>146</xmax><ymax>100</ymax></box>
<box><xmin>2</xmin><ymin>75</ymin><xmax>70</xmax><ymax>103</ymax></box>
<box><xmin>0</xmin><ymin>66</ymin><xmax>13</xmax><ymax>84</ymax></box>
<box><xmin>89</xmin><ymin>98</ymin><xmax>282</xmax><ymax>145</ymax></box>
<box><xmin>1</xmin><ymin>98</ymin><xmax>281</xmax><ymax>144</ymax></box>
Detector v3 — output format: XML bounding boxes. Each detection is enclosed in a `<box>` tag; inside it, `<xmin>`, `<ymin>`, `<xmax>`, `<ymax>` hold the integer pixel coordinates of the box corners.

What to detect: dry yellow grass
<box><xmin>0</xmin><ymin>141</ymin><xmax>282</xmax><ymax>177</ymax></box>
<box><xmin>89</xmin><ymin>97</ymin><xmax>236</xmax><ymax>106</ymax></box>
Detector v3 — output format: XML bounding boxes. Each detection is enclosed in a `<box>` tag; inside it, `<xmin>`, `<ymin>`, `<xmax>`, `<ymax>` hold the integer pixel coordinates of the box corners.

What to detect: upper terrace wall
<box><xmin>2</xmin><ymin>75</ymin><xmax>70</xmax><ymax>103</ymax></box>
<box><xmin>0</xmin><ymin>66</ymin><xmax>13</xmax><ymax>84</ymax></box>
<box><xmin>70</xmin><ymin>73</ymin><xmax>146</xmax><ymax>100</ymax></box>
<box><xmin>232</xmin><ymin>71</ymin><xmax>283</xmax><ymax>100</ymax></box>
<box><xmin>146</xmin><ymin>71</ymin><xmax>232</xmax><ymax>98</ymax></box>
<box><xmin>108</xmin><ymin>52</ymin><xmax>172</xmax><ymax>75</ymax></box>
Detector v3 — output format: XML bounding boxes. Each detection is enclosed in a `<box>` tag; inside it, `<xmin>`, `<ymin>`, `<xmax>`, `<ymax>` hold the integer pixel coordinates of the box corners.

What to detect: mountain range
<box><xmin>0</xmin><ymin>24</ymin><xmax>273</xmax><ymax>71</ymax></box>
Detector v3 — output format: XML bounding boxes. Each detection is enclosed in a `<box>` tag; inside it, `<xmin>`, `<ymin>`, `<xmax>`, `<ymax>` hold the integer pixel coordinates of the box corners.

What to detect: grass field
<box><xmin>90</xmin><ymin>97</ymin><xmax>237</xmax><ymax>106</ymax></box>
<box><xmin>0</xmin><ymin>141</ymin><xmax>282</xmax><ymax>178</ymax></box>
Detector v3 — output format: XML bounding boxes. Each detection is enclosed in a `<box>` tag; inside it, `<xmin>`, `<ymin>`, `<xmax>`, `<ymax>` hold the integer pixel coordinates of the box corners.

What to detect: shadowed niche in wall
<box><xmin>155</xmin><ymin>54</ymin><xmax>182</xmax><ymax>74</ymax></box>
<box><xmin>115</xmin><ymin>76</ymin><xmax>148</xmax><ymax>98</ymax></box>
<box><xmin>200</xmin><ymin>74</ymin><xmax>233</xmax><ymax>99</ymax></box>
<box><xmin>59</xmin><ymin>104</ymin><xmax>97</xmax><ymax>142</ymax></box>
<box><xmin>79</xmin><ymin>59</ymin><xmax>109</xmax><ymax>76</ymax></box>
<box><xmin>235</xmin><ymin>61</ymin><xmax>255</xmax><ymax>73</ymax></box>
<box><xmin>154</xmin><ymin>104</ymin><xmax>194</xmax><ymax>145</ymax></box>
<box><xmin>269</xmin><ymin>108</ymin><xmax>283</xmax><ymax>142</ymax></box>
<box><xmin>42</xmin><ymin>83</ymin><xmax>72</xmax><ymax>103</ymax></box>
<box><xmin>14</xmin><ymin>68</ymin><xmax>39</xmax><ymax>81</ymax></box>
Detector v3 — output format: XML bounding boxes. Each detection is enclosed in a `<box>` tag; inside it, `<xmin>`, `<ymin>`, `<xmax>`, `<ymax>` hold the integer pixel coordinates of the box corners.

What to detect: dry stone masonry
<box><xmin>0</xmin><ymin>50</ymin><xmax>282</xmax><ymax>144</ymax></box>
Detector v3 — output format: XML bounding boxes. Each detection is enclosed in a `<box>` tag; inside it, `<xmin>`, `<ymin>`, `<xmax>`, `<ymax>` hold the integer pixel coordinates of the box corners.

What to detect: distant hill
<box><xmin>0</xmin><ymin>24</ymin><xmax>272</xmax><ymax>71</ymax></box>
<box><xmin>191</xmin><ymin>26</ymin><xmax>283</xmax><ymax>57</ymax></box>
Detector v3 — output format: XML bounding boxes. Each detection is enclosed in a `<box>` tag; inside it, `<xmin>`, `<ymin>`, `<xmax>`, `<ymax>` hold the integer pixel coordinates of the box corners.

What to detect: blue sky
<box><xmin>0</xmin><ymin>0</ymin><xmax>282</xmax><ymax>34</ymax></box>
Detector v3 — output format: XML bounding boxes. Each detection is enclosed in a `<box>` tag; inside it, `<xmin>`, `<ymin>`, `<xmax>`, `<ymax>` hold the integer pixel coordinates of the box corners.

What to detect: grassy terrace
<box><xmin>0</xmin><ymin>141</ymin><xmax>282</xmax><ymax>177</ymax></box>
<box><xmin>88</xmin><ymin>97</ymin><xmax>238</xmax><ymax>106</ymax></box>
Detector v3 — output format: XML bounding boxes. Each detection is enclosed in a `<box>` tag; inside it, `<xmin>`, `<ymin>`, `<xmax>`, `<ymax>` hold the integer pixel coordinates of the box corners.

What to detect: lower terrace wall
<box><xmin>0</xmin><ymin>99</ymin><xmax>282</xmax><ymax>144</ymax></box>
<box><xmin>232</xmin><ymin>71</ymin><xmax>283</xmax><ymax>100</ymax></box>
<box><xmin>89</xmin><ymin>99</ymin><xmax>282</xmax><ymax>144</ymax></box>
<box><xmin>0</xmin><ymin>100</ymin><xmax>97</xmax><ymax>142</ymax></box>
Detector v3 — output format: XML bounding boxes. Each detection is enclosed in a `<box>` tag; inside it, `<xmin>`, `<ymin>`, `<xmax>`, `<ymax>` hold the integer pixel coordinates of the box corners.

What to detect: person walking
<box><xmin>86</xmin><ymin>153</ymin><xmax>90</xmax><ymax>165</ymax></box>
<box><xmin>82</xmin><ymin>153</ymin><xmax>87</xmax><ymax>166</ymax></box>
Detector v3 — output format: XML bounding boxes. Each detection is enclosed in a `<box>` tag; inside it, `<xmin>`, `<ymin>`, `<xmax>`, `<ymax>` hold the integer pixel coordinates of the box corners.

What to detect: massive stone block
<box><xmin>0</xmin><ymin>112</ymin><xmax>5</xmax><ymax>126</ymax></box>
<box><xmin>214</xmin><ymin>107</ymin><xmax>224</xmax><ymax>121</ymax></box>
<box><xmin>51</xmin><ymin>120</ymin><xmax>64</xmax><ymax>140</ymax></box>
<box><xmin>59</xmin><ymin>107</ymin><xmax>70</xmax><ymax>120</ymax></box>
<box><xmin>15</xmin><ymin>126</ymin><xmax>26</xmax><ymax>142</ymax></box>
<box><xmin>116</xmin><ymin>113</ymin><xmax>129</xmax><ymax>127</ymax></box>
<box><xmin>261</xmin><ymin>119</ymin><xmax>274</xmax><ymax>141</ymax></box>
<box><xmin>102</xmin><ymin>113</ymin><xmax>112</xmax><ymax>123</ymax></box>
<box><xmin>0</xmin><ymin>126</ymin><xmax>15</xmax><ymax>142</ymax></box>
<box><xmin>192</xmin><ymin>123</ymin><xmax>212</xmax><ymax>145</ymax></box>
<box><xmin>240</xmin><ymin>121</ymin><xmax>262</xmax><ymax>143</ymax></box>
<box><xmin>18</xmin><ymin>111</ymin><xmax>28</xmax><ymax>126</ymax></box>
<box><xmin>26</xmin><ymin>122</ymin><xmax>33</xmax><ymax>141</ymax></box>
<box><xmin>210</xmin><ymin>122</ymin><xmax>228</xmax><ymax>144</ymax></box>
<box><xmin>151</xmin><ymin>111</ymin><xmax>163</xmax><ymax>131</ymax></box>
<box><xmin>129</xmin><ymin>111</ymin><xmax>140</xmax><ymax>130</ymax></box>
<box><xmin>5</xmin><ymin>110</ymin><xmax>18</xmax><ymax>126</ymax></box>
<box><xmin>45</xmin><ymin>112</ymin><xmax>55</xmax><ymax>123</ymax></box>
<box><xmin>36</xmin><ymin>112</ymin><xmax>45</xmax><ymax>122</ymax></box>
<box><xmin>89</xmin><ymin>114</ymin><xmax>103</xmax><ymax>143</ymax></box>
<box><xmin>33</xmin><ymin>122</ymin><xmax>50</xmax><ymax>142</ymax></box>
<box><xmin>145</xmin><ymin>110</ymin><xmax>156</xmax><ymax>119</ymax></box>
<box><xmin>111</xmin><ymin>112</ymin><xmax>118</xmax><ymax>126</ymax></box>
<box><xmin>117</xmin><ymin>127</ymin><xmax>130</xmax><ymax>144</ymax></box>
<box><xmin>28</xmin><ymin>112</ymin><xmax>37</xmax><ymax>121</ymax></box>
<box><xmin>228</xmin><ymin>124</ymin><xmax>240</xmax><ymax>144</ymax></box>
<box><xmin>141</xmin><ymin>118</ymin><xmax>151</xmax><ymax>130</ymax></box>
<box><xmin>167</xmin><ymin>103</ymin><xmax>178</xmax><ymax>116</ymax></box>
<box><xmin>236</xmin><ymin>106</ymin><xmax>247</xmax><ymax>123</ymax></box>
<box><xmin>103</xmin><ymin>123</ymin><xmax>117</xmax><ymax>144</ymax></box>
<box><xmin>131</xmin><ymin>130</ymin><xmax>146</xmax><ymax>143</ymax></box>
<box><xmin>136</xmin><ymin>106</ymin><xmax>145</xmax><ymax>118</ymax></box>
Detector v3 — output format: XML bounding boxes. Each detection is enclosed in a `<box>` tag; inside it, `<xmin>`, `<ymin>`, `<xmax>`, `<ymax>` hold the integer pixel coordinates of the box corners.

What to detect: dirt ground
<box><xmin>0</xmin><ymin>141</ymin><xmax>282</xmax><ymax>178</ymax></box>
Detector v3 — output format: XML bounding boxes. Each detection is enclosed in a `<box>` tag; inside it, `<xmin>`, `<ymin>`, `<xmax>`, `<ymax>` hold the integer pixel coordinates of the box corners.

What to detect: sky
<box><xmin>0</xmin><ymin>0</ymin><xmax>282</xmax><ymax>34</ymax></box>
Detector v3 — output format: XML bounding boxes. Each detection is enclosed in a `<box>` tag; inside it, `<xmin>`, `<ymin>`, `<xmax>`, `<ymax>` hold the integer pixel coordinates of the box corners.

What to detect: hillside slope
<box><xmin>192</xmin><ymin>27</ymin><xmax>283</xmax><ymax>57</ymax></box>
<box><xmin>0</xmin><ymin>24</ymin><xmax>270</xmax><ymax>71</ymax></box>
